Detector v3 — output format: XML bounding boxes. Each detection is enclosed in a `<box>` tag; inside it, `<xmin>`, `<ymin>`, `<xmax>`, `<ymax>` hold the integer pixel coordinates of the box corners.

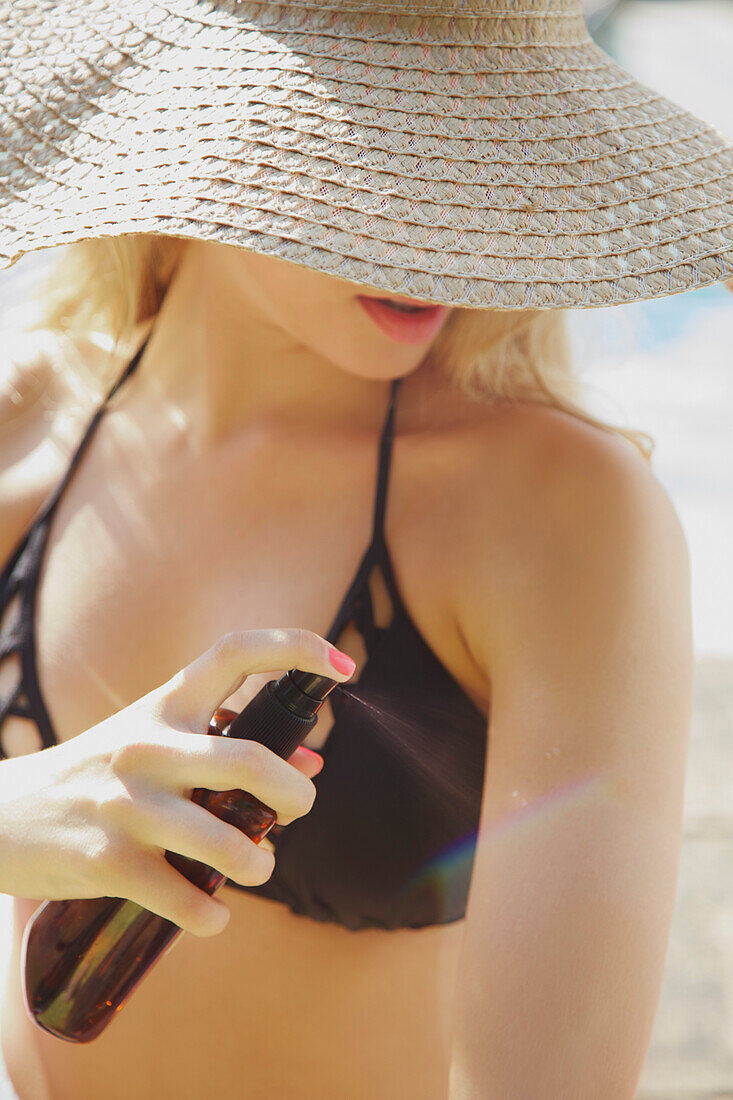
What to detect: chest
<box><xmin>0</xmin><ymin>399</ymin><xmax>490</xmax><ymax>932</ymax></box>
<box><xmin>14</xmin><ymin>407</ymin><xmax>471</xmax><ymax>756</ymax></box>
<box><xmin>30</xmin><ymin>421</ymin><xmax>388</xmax><ymax>745</ymax></box>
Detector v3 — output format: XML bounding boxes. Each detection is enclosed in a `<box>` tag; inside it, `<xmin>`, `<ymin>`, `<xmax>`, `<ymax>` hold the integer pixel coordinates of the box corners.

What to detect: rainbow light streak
<box><xmin>400</xmin><ymin>770</ymin><xmax>609</xmax><ymax>919</ymax></box>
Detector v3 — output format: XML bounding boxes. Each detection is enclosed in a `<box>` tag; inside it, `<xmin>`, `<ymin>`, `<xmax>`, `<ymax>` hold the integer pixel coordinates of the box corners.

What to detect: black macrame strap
<box><xmin>324</xmin><ymin>378</ymin><xmax>403</xmax><ymax>648</ymax></box>
<box><xmin>0</xmin><ymin>325</ymin><xmax>156</xmax><ymax>759</ymax></box>
<box><xmin>33</xmin><ymin>327</ymin><xmax>154</xmax><ymax>527</ymax></box>
<box><xmin>370</xmin><ymin>376</ymin><xmax>402</xmax><ymax>551</ymax></box>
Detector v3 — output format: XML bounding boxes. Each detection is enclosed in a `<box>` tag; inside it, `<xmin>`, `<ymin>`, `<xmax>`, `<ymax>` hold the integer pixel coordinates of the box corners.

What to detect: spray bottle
<box><xmin>20</xmin><ymin>668</ymin><xmax>338</xmax><ymax>1043</ymax></box>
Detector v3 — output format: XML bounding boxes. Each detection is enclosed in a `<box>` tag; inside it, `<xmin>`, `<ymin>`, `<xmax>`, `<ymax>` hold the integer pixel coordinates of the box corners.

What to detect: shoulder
<box><xmin>0</xmin><ymin>326</ymin><xmax>57</xmax><ymax>426</ymax></box>
<box><xmin>0</xmin><ymin>325</ymin><xmax>109</xmax><ymax>565</ymax></box>
<box><xmin>456</xmin><ymin>398</ymin><xmax>684</xmax><ymax>560</ymax></box>
<box><xmin>450</xmin><ymin>400</ymin><xmax>690</xmax><ymax>680</ymax></box>
<box><xmin>0</xmin><ymin>324</ymin><xmax>111</xmax><ymax>425</ymax></box>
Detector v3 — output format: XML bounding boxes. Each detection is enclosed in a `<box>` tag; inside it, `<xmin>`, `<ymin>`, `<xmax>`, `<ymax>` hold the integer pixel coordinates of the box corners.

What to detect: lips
<box><xmin>356</xmin><ymin>295</ymin><xmax>450</xmax><ymax>345</ymax></box>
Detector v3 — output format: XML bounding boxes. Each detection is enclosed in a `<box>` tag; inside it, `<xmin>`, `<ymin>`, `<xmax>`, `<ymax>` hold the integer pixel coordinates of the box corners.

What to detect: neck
<box><xmin>127</xmin><ymin>243</ymin><xmax>400</xmax><ymax>447</ymax></box>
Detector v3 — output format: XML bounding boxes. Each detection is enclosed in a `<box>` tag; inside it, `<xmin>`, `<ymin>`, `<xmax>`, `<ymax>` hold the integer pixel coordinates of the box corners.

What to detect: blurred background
<box><xmin>0</xmin><ymin>1</ymin><xmax>731</xmax><ymax>1097</ymax></box>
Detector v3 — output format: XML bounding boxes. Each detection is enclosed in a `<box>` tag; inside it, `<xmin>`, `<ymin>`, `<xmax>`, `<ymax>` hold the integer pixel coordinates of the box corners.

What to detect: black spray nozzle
<box><xmin>284</xmin><ymin>668</ymin><xmax>339</xmax><ymax>704</ymax></box>
<box><xmin>221</xmin><ymin>667</ymin><xmax>339</xmax><ymax>760</ymax></box>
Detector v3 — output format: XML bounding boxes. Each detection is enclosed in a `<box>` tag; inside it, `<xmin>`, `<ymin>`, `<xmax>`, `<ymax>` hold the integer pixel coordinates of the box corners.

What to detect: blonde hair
<box><xmin>23</xmin><ymin>233</ymin><xmax>654</xmax><ymax>461</ymax></box>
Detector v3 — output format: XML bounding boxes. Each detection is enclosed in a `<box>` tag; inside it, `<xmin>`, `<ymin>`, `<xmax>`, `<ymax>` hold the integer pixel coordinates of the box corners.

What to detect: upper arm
<box><xmin>450</xmin><ymin>415</ymin><xmax>693</xmax><ymax>1099</ymax></box>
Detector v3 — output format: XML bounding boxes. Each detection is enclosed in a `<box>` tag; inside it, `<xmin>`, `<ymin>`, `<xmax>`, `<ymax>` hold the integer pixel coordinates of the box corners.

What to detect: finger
<box><xmin>130</xmin><ymin>793</ymin><xmax>276</xmax><ymax>890</ymax></box>
<box><xmin>121</xmin><ymin>850</ymin><xmax>232</xmax><ymax>938</ymax></box>
<box><xmin>158</xmin><ymin>628</ymin><xmax>355</xmax><ymax>732</ymax></box>
<box><xmin>289</xmin><ymin>746</ymin><xmax>324</xmax><ymax>779</ymax></box>
<box><xmin>111</xmin><ymin>733</ymin><xmax>317</xmax><ymax>823</ymax></box>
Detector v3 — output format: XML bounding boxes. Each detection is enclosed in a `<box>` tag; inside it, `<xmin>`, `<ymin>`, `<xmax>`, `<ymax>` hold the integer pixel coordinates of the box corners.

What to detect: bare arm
<box><xmin>448</xmin><ymin>425</ymin><xmax>693</xmax><ymax>1099</ymax></box>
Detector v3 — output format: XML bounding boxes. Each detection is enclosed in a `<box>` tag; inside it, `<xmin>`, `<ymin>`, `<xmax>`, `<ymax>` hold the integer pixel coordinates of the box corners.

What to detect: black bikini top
<box><xmin>0</xmin><ymin>329</ymin><xmax>488</xmax><ymax>931</ymax></box>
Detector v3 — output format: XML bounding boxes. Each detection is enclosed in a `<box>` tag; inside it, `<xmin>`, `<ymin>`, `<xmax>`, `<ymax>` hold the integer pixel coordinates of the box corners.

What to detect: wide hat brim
<box><xmin>1</xmin><ymin>0</ymin><xmax>733</xmax><ymax>309</ymax></box>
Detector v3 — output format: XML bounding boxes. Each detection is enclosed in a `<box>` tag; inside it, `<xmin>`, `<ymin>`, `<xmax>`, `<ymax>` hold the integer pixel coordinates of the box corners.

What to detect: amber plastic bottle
<box><xmin>20</xmin><ymin>669</ymin><xmax>337</xmax><ymax>1043</ymax></box>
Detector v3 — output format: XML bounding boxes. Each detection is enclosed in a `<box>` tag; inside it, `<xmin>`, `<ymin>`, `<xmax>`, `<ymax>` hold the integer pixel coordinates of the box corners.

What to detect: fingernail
<box><xmin>304</xmin><ymin>750</ymin><xmax>324</xmax><ymax>775</ymax></box>
<box><xmin>300</xmin><ymin>746</ymin><xmax>323</xmax><ymax>761</ymax></box>
<box><xmin>329</xmin><ymin>648</ymin><xmax>356</xmax><ymax>677</ymax></box>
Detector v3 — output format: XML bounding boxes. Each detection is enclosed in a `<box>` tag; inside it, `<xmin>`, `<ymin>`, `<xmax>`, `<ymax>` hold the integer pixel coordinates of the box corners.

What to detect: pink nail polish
<box><xmin>329</xmin><ymin>648</ymin><xmax>356</xmax><ymax>676</ymax></box>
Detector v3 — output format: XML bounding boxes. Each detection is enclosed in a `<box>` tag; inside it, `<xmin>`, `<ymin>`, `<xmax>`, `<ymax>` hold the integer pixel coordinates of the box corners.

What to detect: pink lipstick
<box><xmin>357</xmin><ymin>294</ymin><xmax>450</xmax><ymax>345</ymax></box>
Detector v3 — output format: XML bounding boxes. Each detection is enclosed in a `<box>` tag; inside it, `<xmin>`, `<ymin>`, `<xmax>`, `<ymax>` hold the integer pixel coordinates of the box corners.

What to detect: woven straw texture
<box><xmin>1</xmin><ymin>0</ymin><xmax>733</xmax><ymax>308</ymax></box>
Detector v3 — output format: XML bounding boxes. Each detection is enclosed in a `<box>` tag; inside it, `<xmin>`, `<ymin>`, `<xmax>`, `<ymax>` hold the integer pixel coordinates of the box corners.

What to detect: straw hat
<box><xmin>1</xmin><ymin>0</ymin><xmax>732</xmax><ymax>309</ymax></box>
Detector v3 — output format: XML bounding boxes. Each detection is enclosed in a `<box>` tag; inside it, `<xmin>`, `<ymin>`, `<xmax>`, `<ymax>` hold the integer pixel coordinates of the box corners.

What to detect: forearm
<box><xmin>0</xmin><ymin>753</ymin><xmax>36</xmax><ymax>896</ymax></box>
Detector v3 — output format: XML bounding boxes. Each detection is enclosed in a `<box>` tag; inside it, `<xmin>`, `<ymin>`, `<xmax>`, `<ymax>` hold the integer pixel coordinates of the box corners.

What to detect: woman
<box><xmin>0</xmin><ymin>1</ymin><xmax>731</xmax><ymax>1097</ymax></box>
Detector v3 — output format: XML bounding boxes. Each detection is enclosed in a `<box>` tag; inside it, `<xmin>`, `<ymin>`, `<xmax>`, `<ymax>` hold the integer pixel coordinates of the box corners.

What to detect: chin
<box><xmin>334</xmin><ymin>350</ymin><xmax>423</xmax><ymax>383</ymax></box>
<box><xmin>329</xmin><ymin>325</ymin><xmax>433</xmax><ymax>382</ymax></box>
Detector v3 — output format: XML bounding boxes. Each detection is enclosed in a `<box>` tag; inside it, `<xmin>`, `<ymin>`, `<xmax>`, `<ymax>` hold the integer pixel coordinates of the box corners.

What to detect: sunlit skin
<box><xmin>130</xmin><ymin>239</ymin><xmax>455</xmax><ymax>450</ymax></box>
<box><xmin>0</xmin><ymin>238</ymin><xmax>694</xmax><ymax>1099</ymax></box>
<box><xmin>0</xmin><ymin>238</ymin><xmax>486</xmax><ymax>1100</ymax></box>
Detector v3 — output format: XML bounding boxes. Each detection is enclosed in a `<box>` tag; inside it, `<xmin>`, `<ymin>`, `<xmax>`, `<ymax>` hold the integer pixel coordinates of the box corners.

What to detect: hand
<box><xmin>0</xmin><ymin>629</ymin><xmax>354</xmax><ymax>936</ymax></box>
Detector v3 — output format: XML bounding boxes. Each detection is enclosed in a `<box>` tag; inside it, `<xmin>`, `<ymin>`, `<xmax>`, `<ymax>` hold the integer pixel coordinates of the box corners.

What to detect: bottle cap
<box><xmin>221</xmin><ymin>668</ymin><xmax>339</xmax><ymax>759</ymax></box>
